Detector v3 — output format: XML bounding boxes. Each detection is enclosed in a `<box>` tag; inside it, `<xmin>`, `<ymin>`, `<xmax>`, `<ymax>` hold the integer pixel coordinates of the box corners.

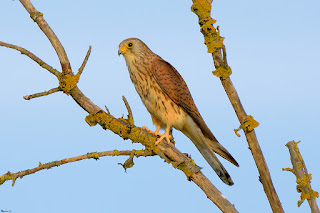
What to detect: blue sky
<box><xmin>0</xmin><ymin>0</ymin><xmax>319</xmax><ymax>212</ymax></box>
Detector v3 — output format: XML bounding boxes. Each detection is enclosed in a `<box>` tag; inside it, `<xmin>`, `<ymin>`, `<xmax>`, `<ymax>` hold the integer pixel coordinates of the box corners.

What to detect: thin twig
<box><xmin>284</xmin><ymin>141</ymin><xmax>319</xmax><ymax>212</ymax></box>
<box><xmin>77</xmin><ymin>46</ymin><xmax>91</xmax><ymax>76</ymax></box>
<box><xmin>0</xmin><ymin>149</ymin><xmax>154</xmax><ymax>186</ymax></box>
<box><xmin>0</xmin><ymin>41</ymin><xmax>60</xmax><ymax>76</ymax></box>
<box><xmin>23</xmin><ymin>87</ymin><xmax>62</xmax><ymax>100</ymax></box>
<box><xmin>122</xmin><ymin>96</ymin><xmax>134</xmax><ymax>125</ymax></box>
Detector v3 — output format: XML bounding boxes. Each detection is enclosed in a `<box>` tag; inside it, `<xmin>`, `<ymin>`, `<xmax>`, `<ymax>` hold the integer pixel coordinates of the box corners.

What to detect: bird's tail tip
<box><xmin>216</xmin><ymin>163</ymin><xmax>234</xmax><ymax>186</ymax></box>
<box><xmin>225</xmin><ymin>175</ymin><xmax>234</xmax><ymax>186</ymax></box>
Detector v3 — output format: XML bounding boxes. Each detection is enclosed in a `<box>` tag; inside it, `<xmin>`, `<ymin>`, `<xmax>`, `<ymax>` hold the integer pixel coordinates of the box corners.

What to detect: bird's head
<box><xmin>118</xmin><ymin>38</ymin><xmax>151</xmax><ymax>58</ymax></box>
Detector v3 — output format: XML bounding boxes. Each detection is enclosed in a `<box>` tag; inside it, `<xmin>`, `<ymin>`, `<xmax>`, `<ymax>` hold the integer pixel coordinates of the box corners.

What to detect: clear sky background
<box><xmin>0</xmin><ymin>0</ymin><xmax>319</xmax><ymax>212</ymax></box>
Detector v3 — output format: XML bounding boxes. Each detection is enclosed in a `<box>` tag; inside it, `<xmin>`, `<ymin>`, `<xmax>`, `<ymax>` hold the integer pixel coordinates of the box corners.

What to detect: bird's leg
<box><xmin>151</xmin><ymin>115</ymin><xmax>163</xmax><ymax>137</ymax></box>
<box><xmin>155</xmin><ymin>125</ymin><xmax>172</xmax><ymax>145</ymax></box>
<box><xmin>154</xmin><ymin>125</ymin><xmax>161</xmax><ymax>136</ymax></box>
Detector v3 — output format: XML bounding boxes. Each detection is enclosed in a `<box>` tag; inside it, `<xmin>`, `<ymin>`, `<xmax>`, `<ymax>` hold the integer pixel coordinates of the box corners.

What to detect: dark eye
<box><xmin>128</xmin><ymin>42</ymin><xmax>133</xmax><ymax>47</ymax></box>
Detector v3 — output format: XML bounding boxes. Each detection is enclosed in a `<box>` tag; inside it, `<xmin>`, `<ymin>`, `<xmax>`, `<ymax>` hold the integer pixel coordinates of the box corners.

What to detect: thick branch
<box><xmin>158</xmin><ymin>138</ymin><xmax>238</xmax><ymax>212</ymax></box>
<box><xmin>191</xmin><ymin>173</ymin><xmax>238</xmax><ymax>212</ymax></box>
<box><xmin>191</xmin><ymin>0</ymin><xmax>284</xmax><ymax>212</ymax></box>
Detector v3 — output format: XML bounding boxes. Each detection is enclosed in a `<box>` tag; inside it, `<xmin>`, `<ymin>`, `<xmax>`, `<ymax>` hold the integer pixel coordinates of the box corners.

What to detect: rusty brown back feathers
<box><xmin>146</xmin><ymin>56</ymin><xmax>218</xmax><ymax>142</ymax></box>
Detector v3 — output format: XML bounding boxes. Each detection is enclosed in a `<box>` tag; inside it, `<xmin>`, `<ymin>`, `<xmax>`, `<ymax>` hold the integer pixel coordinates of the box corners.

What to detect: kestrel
<box><xmin>118</xmin><ymin>38</ymin><xmax>238</xmax><ymax>185</ymax></box>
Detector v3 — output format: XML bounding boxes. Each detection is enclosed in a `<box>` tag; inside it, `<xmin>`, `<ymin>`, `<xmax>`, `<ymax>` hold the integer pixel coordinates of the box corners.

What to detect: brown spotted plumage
<box><xmin>118</xmin><ymin>38</ymin><xmax>238</xmax><ymax>185</ymax></box>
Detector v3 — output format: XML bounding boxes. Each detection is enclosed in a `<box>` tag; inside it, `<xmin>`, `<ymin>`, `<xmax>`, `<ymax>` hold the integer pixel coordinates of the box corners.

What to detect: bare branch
<box><xmin>122</xmin><ymin>96</ymin><xmax>134</xmax><ymax>125</ymax></box>
<box><xmin>283</xmin><ymin>141</ymin><xmax>319</xmax><ymax>212</ymax></box>
<box><xmin>0</xmin><ymin>149</ymin><xmax>154</xmax><ymax>186</ymax></box>
<box><xmin>0</xmin><ymin>41</ymin><xmax>60</xmax><ymax>76</ymax></box>
<box><xmin>19</xmin><ymin>0</ymin><xmax>72</xmax><ymax>74</ymax></box>
<box><xmin>0</xmin><ymin>1</ymin><xmax>239</xmax><ymax>212</ymax></box>
<box><xmin>23</xmin><ymin>87</ymin><xmax>62</xmax><ymax>100</ymax></box>
<box><xmin>191</xmin><ymin>173</ymin><xmax>238</xmax><ymax>213</ymax></box>
<box><xmin>191</xmin><ymin>0</ymin><xmax>284</xmax><ymax>212</ymax></box>
<box><xmin>77</xmin><ymin>46</ymin><xmax>91</xmax><ymax>76</ymax></box>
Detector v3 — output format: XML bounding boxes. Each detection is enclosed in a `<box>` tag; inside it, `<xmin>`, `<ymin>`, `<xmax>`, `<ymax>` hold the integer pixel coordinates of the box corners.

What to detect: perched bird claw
<box><xmin>155</xmin><ymin>126</ymin><xmax>172</xmax><ymax>145</ymax></box>
<box><xmin>155</xmin><ymin>132</ymin><xmax>171</xmax><ymax>145</ymax></box>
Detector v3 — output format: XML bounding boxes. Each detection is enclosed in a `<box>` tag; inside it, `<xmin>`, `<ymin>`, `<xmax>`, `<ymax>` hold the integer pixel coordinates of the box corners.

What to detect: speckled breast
<box><xmin>126</xmin><ymin>57</ymin><xmax>186</xmax><ymax>129</ymax></box>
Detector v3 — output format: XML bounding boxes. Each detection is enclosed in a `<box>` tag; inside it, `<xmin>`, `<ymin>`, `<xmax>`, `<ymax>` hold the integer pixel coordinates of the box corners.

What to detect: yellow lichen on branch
<box><xmin>192</xmin><ymin>0</ymin><xmax>283</xmax><ymax>212</ymax></box>
<box><xmin>0</xmin><ymin>149</ymin><xmax>154</xmax><ymax>186</ymax></box>
<box><xmin>191</xmin><ymin>0</ymin><xmax>223</xmax><ymax>53</ymax></box>
<box><xmin>56</xmin><ymin>46</ymin><xmax>90</xmax><ymax>95</ymax></box>
<box><xmin>0</xmin><ymin>0</ymin><xmax>239</xmax><ymax>211</ymax></box>
<box><xmin>0</xmin><ymin>171</ymin><xmax>20</xmax><ymax>186</ymax></box>
<box><xmin>84</xmin><ymin>110</ymin><xmax>202</xmax><ymax>180</ymax></box>
<box><xmin>29</xmin><ymin>11</ymin><xmax>43</xmax><ymax>22</ymax></box>
<box><xmin>283</xmin><ymin>141</ymin><xmax>319</xmax><ymax>211</ymax></box>
<box><xmin>57</xmin><ymin>73</ymin><xmax>80</xmax><ymax>95</ymax></box>
<box><xmin>234</xmin><ymin>115</ymin><xmax>259</xmax><ymax>137</ymax></box>
<box><xmin>118</xmin><ymin>150</ymin><xmax>135</xmax><ymax>172</ymax></box>
<box><xmin>85</xmin><ymin>111</ymin><xmax>157</xmax><ymax>147</ymax></box>
<box><xmin>88</xmin><ymin>152</ymin><xmax>100</xmax><ymax>160</ymax></box>
<box><xmin>212</xmin><ymin>66</ymin><xmax>232</xmax><ymax>79</ymax></box>
<box><xmin>296</xmin><ymin>174</ymin><xmax>319</xmax><ymax>207</ymax></box>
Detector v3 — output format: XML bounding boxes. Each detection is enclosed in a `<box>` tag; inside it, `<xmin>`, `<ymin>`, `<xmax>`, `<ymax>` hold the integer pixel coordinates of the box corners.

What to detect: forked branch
<box><xmin>0</xmin><ymin>1</ymin><xmax>238</xmax><ymax>212</ymax></box>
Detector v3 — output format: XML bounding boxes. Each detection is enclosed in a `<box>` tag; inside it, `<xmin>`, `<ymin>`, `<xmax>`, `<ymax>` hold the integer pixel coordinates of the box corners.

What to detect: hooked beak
<box><xmin>118</xmin><ymin>46</ymin><xmax>127</xmax><ymax>56</ymax></box>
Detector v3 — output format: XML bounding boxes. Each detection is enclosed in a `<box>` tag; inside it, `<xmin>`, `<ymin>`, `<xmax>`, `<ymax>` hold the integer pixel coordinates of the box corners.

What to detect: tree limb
<box><xmin>23</xmin><ymin>87</ymin><xmax>62</xmax><ymax>100</ymax></box>
<box><xmin>19</xmin><ymin>0</ymin><xmax>71</xmax><ymax>74</ymax></box>
<box><xmin>0</xmin><ymin>1</ymin><xmax>239</xmax><ymax>212</ymax></box>
<box><xmin>77</xmin><ymin>46</ymin><xmax>91</xmax><ymax>76</ymax></box>
<box><xmin>283</xmin><ymin>141</ymin><xmax>319</xmax><ymax>212</ymax></box>
<box><xmin>0</xmin><ymin>149</ymin><xmax>154</xmax><ymax>186</ymax></box>
<box><xmin>191</xmin><ymin>0</ymin><xmax>284</xmax><ymax>212</ymax></box>
<box><xmin>122</xmin><ymin>96</ymin><xmax>134</xmax><ymax>125</ymax></box>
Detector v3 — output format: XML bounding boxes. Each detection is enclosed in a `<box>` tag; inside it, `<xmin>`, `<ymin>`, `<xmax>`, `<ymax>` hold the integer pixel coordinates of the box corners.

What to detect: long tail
<box><xmin>182</xmin><ymin>118</ymin><xmax>235</xmax><ymax>185</ymax></box>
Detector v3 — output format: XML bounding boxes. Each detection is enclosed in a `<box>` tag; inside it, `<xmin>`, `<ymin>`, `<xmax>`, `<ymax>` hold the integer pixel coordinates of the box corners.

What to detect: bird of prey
<box><xmin>118</xmin><ymin>38</ymin><xmax>238</xmax><ymax>185</ymax></box>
